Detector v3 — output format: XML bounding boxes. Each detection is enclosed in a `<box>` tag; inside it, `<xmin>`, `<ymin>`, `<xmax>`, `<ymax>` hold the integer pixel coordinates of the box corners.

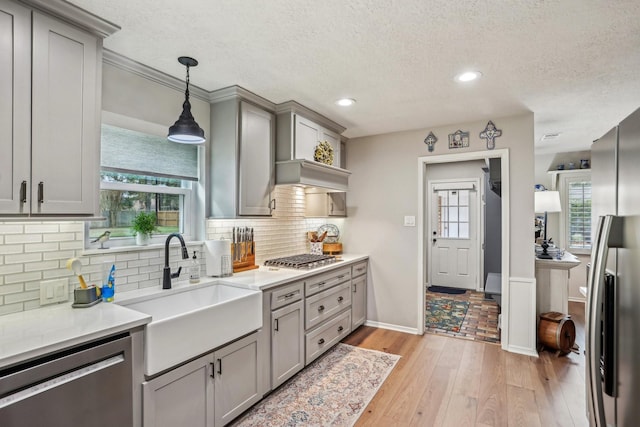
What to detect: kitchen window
<box><xmin>559</xmin><ymin>172</ymin><xmax>592</xmax><ymax>253</ymax></box>
<box><xmin>86</xmin><ymin>123</ymin><xmax>199</xmax><ymax>248</ymax></box>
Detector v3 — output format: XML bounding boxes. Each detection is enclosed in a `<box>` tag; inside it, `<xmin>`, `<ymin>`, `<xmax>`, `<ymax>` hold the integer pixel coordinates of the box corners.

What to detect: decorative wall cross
<box><xmin>479</xmin><ymin>120</ymin><xmax>502</xmax><ymax>150</ymax></box>
<box><xmin>424</xmin><ymin>132</ymin><xmax>438</xmax><ymax>152</ymax></box>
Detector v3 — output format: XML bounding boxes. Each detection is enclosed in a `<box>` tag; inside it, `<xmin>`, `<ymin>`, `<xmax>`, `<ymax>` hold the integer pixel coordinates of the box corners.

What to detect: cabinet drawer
<box><xmin>351</xmin><ymin>261</ymin><xmax>368</xmax><ymax>278</ymax></box>
<box><xmin>305</xmin><ymin>282</ymin><xmax>351</xmax><ymax>330</ymax></box>
<box><xmin>305</xmin><ymin>310</ymin><xmax>351</xmax><ymax>365</ymax></box>
<box><xmin>305</xmin><ymin>267</ymin><xmax>351</xmax><ymax>296</ymax></box>
<box><xmin>271</xmin><ymin>281</ymin><xmax>304</xmax><ymax>310</ymax></box>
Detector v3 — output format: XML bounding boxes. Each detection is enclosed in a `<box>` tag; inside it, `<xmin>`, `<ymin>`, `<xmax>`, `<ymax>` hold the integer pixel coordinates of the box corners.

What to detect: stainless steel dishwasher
<box><xmin>0</xmin><ymin>333</ymin><xmax>133</xmax><ymax>427</ymax></box>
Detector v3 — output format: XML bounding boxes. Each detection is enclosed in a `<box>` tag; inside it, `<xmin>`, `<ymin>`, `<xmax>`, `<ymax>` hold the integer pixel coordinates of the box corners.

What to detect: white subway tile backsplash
<box><xmin>24</xmin><ymin>223</ymin><xmax>59</xmax><ymax>234</ymax></box>
<box><xmin>5</xmin><ymin>234</ymin><xmax>42</xmax><ymax>244</ymax></box>
<box><xmin>0</xmin><ymin>187</ymin><xmax>345</xmax><ymax>314</ymax></box>
<box><xmin>4</xmin><ymin>253</ymin><xmax>42</xmax><ymax>264</ymax></box>
<box><xmin>0</xmin><ymin>224</ymin><xmax>24</xmax><ymax>234</ymax></box>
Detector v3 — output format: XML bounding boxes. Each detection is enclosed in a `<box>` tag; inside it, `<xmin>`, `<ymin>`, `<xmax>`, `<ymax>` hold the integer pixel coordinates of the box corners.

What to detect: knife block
<box><xmin>232</xmin><ymin>242</ymin><xmax>259</xmax><ymax>273</ymax></box>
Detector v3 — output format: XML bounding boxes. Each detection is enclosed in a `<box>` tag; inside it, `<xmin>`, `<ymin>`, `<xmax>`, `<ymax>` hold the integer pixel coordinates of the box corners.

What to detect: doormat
<box><xmin>427</xmin><ymin>285</ymin><xmax>467</xmax><ymax>295</ymax></box>
<box><xmin>230</xmin><ymin>344</ymin><xmax>400</xmax><ymax>427</ymax></box>
<box><xmin>426</xmin><ymin>291</ymin><xmax>501</xmax><ymax>344</ymax></box>
<box><xmin>425</xmin><ymin>297</ymin><xmax>469</xmax><ymax>333</ymax></box>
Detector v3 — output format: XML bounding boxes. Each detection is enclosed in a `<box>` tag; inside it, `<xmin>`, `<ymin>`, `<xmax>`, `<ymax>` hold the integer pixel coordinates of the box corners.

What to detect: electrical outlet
<box><xmin>40</xmin><ymin>279</ymin><xmax>69</xmax><ymax>305</ymax></box>
<box><xmin>403</xmin><ymin>215</ymin><xmax>416</xmax><ymax>227</ymax></box>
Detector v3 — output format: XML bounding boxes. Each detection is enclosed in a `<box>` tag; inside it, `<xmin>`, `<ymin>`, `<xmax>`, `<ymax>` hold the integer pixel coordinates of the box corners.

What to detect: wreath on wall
<box><xmin>314</xmin><ymin>140</ymin><xmax>334</xmax><ymax>165</ymax></box>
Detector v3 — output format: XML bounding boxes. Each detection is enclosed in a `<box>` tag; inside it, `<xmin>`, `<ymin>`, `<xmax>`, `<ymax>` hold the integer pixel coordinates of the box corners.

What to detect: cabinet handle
<box><xmin>210</xmin><ymin>362</ymin><xmax>215</xmax><ymax>378</ymax></box>
<box><xmin>274</xmin><ymin>318</ymin><xmax>279</xmax><ymax>331</ymax></box>
<box><xmin>284</xmin><ymin>292</ymin><xmax>296</xmax><ymax>299</ymax></box>
<box><xmin>318</xmin><ymin>305</ymin><xmax>325</xmax><ymax>312</ymax></box>
<box><xmin>337</xmin><ymin>296</ymin><xmax>344</xmax><ymax>303</ymax></box>
<box><xmin>330</xmin><ymin>202</ymin><xmax>334</xmax><ymax>214</ymax></box>
<box><xmin>318</xmin><ymin>338</ymin><xmax>325</xmax><ymax>345</ymax></box>
<box><xmin>38</xmin><ymin>182</ymin><xmax>44</xmax><ymax>204</ymax></box>
<box><xmin>20</xmin><ymin>181</ymin><xmax>27</xmax><ymax>204</ymax></box>
<box><xmin>338</xmin><ymin>326</ymin><xmax>344</xmax><ymax>332</ymax></box>
<box><xmin>353</xmin><ymin>284</ymin><xmax>357</xmax><ymax>293</ymax></box>
<box><xmin>356</xmin><ymin>267</ymin><xmax>365</xmax><ymax>272</ymax></box>
<box><xmin>337</xmin><ymin>275</ymin><xmax>345</xmax><ymax>279</ymax></box>
<box><xmin>317</xmin><ymin>281</ymin><xmax>326</xmax><ymax>287</ymax></box>
<box><xmin>217</xmin><ymin>359</ymin><xmax>222</xmax><ymax>375</ymax></box>
<box><xmin>270</xmin><ymin>198</ymin><xmax>276</xmax><ymax>211</ymax></box>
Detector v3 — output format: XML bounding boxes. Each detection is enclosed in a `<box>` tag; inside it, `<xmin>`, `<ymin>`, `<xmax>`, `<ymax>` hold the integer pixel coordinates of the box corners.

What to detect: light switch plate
<box><xmin>403</xmin><ymin>215</ymin><xmax>416</xmax><ymax>227</ymax></box>
<box><xmin>40</xmin><ymin>278</ymin><xmax>69</xmax><ymax>305</ymax></box>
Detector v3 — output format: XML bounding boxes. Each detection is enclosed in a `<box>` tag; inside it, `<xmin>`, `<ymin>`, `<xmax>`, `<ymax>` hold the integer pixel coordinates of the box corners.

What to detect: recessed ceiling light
<box><xmin>455</xmin><ymin>71</ymin><xmax>482</xmax><ymax>82</ymax></box>
<box><xmin>335</xmin><ymin>98</ymin><xmax>356</xmax><ymax>106</ymax></box>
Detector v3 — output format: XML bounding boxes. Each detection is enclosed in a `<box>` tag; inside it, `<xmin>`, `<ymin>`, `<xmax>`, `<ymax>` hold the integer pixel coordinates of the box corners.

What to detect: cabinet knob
<box><xmin>337</xmin><ymin>296</ymin><xmax>344</xmax><ymax>303</ymax></box>
<box><xmin>338</xmin><ymin>326</ymin><xmax>344</xmax><ymax>332</ymax></box>
<box><xmin>318</xmin><ymin>305</ymin><xmax>325</xmax><ymax>312</ymax></box>
<box><xmin>318</xmin><ymin>338</ymin><xmax>325</xmax><ymax>345</ymax></box>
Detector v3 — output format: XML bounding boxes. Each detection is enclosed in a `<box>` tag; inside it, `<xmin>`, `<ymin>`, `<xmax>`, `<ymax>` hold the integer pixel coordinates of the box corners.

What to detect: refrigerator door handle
<box><xmin>585</xmin><ymin>216</ymin><xmax>610</xmax><ymax>427</ymax></box>
<box><xmin>587</xmin><ymin>215</ymin><xmax>621</xmax><ymax>427</ymax></box>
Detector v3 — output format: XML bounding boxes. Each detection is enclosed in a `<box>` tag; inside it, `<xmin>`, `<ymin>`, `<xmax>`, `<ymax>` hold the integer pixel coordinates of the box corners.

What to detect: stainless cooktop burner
<box><xmin>264</xmin><ymin>254</ymin><xmax>336</xmax><ymax>269</ymax></box>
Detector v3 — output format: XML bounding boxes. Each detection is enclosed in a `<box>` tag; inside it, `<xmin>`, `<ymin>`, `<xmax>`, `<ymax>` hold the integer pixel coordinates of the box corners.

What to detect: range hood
<box><xmin>275</xmin><ymin>160</ymin><xmax>351</xmax><ymax>191</ymax></box>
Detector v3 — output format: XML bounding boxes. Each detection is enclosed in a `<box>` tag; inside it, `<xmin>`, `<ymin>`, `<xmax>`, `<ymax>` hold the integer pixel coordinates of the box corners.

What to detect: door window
<box><xmin>436</xmin><ymin>189</ymin><xmax>470</xmax><ymax>239</ymax></box>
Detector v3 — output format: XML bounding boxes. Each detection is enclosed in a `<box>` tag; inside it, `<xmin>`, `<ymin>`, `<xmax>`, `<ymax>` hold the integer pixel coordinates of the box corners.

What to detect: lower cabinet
<box><xmin>271</xmin><ymin>300</ymin><xmax>305</xmax><ymax>388</ymax></box>
<box><xmin>142</xmin><ymin>355</ymin><xmax>214</xmax><ymax>427</ymax></box>
<box><xmin>213</xmin><ymin>333</ymin><xmax>263</xmax><ymax>427</ymax></box>
<box><xmin>351</xmin><ymin>274</ymin><xmax>367</xmax><ymax>329</ymax></box>
<box><xmin>142</xmin><ymin>332</ymin><xmax>261</xmax><ymax>427</ymax></box>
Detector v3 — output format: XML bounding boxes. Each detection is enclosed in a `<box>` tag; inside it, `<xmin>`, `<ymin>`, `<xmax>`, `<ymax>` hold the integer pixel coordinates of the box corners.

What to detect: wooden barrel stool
<box><xmin>538</xmin><ymin>311</ymin><xmax>576</xmax><ymax>355</ymax></box>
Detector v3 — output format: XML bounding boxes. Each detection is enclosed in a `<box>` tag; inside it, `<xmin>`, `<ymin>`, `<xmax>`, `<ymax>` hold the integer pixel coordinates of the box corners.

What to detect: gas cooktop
<box><xmin>264</xmin><ymin>254</ymin><xmax>337</xmax><ymax>269</ymax></box>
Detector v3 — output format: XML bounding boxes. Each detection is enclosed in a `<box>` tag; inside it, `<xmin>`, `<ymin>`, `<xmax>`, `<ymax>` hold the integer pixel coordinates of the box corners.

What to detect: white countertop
<box><xmin>535</xmin><ymin>251</ymin><xmax>582</xmax><ymax>270</ymax></box>
<box><xmin>0</xmin><ymin>254</ymin><xmax>368</xmax><ymax>369</ymax></box>
<box><xmin>0</xmin><ymin>302</ymin><xmax>150</xmax><ymax>369</ymax></box>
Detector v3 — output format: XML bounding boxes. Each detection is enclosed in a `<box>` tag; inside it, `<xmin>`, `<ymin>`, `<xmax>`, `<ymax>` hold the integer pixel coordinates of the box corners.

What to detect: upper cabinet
<box><xmin>0</xmin><ymin>0</ymin><xmax>118</xmax><ymax>217</ymax></box>
<box><xmin>210</xmin><ymin>87</ymin><xmax>276</xmax><ymax>217</ymax></box>
<box><xmin>275</xmin><ymin>101</ymin><xmax>351</xmax><ymax>191</ymax></box>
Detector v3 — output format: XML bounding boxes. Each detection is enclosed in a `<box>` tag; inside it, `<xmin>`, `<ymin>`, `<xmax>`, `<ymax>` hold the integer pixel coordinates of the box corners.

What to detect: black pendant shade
<box><xmin>168</xmin><ymin>56</ymin><xmax>206</xmax><ymax>144</ymax></box>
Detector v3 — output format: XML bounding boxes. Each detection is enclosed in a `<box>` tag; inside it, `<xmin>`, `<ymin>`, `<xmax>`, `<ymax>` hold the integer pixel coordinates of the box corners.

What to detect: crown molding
<box><xmin>20</xmin><ymin>0</ymin><xmax>120</xmax><ymax>38</ymax></box>
<box><xmin>102</xmin><ymin>49</ymin><xmax>210</xmax><ymax>102</ymax></box>
<box><xmin>208</xmin><ymin>86</ymin><xmax>275</xmax><ymax>111</ymax></box>
<box><xmin>275</xmin><ymin>101</ymin><xmax>346</xmax><ymax>134</ymax></box>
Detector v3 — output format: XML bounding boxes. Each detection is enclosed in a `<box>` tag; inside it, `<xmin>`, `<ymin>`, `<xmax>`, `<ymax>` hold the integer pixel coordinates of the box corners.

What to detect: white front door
<box><xmin>429</xmin><ymin>180</ymin><xmax>479</xmax><ymax>290</ymax></box>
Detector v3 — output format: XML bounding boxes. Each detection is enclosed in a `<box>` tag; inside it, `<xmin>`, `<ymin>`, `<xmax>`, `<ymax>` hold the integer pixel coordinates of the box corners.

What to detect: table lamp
<box><xmin>534</xmin><ymin>190</ymin><xmax>562</xmax><ymax>259</ymax></box>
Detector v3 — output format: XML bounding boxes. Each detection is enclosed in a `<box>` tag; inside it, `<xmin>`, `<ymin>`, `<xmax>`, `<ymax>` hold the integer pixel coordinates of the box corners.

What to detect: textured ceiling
<box><xmin>68</xmin><ymin>0</ymin><xmax>640</xmax><ymax>154</ymax></box>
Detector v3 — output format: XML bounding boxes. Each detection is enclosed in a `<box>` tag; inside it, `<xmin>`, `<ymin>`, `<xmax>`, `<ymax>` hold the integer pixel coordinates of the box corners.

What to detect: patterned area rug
<box><xmin>425</xmin><ymin>297</ymin><xmax>469</xmax><ymax>333</ymax></box>
<box><xmin>425</xmin><ymin>290</ymin><xmax>501</xmax><ymax>344</ymax></box>
<box><xmin>231</xmin><ymin>343</ymin><xmax>400</xmax><ymax>427</ymax></box>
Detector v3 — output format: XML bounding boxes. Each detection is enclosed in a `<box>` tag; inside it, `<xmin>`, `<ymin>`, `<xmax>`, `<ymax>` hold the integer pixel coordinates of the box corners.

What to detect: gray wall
<box><xmin>344</xmin><ymin>113</ymin><xmax>535</xmax><ymax>330</ymax></box>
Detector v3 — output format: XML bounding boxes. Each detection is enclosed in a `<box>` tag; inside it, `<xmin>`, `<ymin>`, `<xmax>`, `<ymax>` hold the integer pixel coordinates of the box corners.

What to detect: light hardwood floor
<box><xmin>344</xmin><ymin>301</ymin><xmax>587</xmax><ymax>427</ymax></box>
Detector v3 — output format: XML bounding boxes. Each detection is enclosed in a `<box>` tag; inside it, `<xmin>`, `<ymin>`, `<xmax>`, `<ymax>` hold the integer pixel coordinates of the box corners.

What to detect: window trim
<box><xmin>557</xmin><ymin>171</ymin><xmax>591</xmax><ymax>255</ymax></box>
<box><xmin>85</xmin><ymin>180</ymin><xmax>194</xmax><ymax>249</ymax></box>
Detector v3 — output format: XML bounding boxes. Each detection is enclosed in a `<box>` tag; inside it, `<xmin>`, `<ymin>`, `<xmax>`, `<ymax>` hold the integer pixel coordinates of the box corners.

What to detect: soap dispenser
<box><xmin>189</xmin><ymin>251</ymin><xmax>200</xmax><ymax>284</ymax></box>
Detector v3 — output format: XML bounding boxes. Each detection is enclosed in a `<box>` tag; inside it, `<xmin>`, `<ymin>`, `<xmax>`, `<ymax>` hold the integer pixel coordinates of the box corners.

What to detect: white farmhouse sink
<box><xmin>120</xmin><ymin>284</ymin><xmax>262</xmax><ymax>376</ymax></box>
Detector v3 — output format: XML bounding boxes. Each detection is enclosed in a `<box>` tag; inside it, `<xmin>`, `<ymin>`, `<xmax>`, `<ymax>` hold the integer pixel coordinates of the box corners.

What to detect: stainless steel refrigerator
<box><xmin>587</xmin><ymin>106</ymin><xmax>640</xmax><ymax>427</ymax></box>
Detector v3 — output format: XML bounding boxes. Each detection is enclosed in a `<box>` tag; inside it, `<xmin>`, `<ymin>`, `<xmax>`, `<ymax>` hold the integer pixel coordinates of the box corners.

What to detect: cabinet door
<box><xmin>294</xmin><ymin>115</ymin><xmax>321</xmax><ymax>161</ymax></box>
<box><xmin>213</xmin><ymin>332</ymin><xmax>262</xmax><ymax>427</ymax></box>
<box><xmin>0</xmin><ymin>0</ymin><xmax>30</xmax><ymax>214</ymax></box>
<box><xmin>352</xmin><ymin>274</ymin><xmax>367</xmax><ymax>329</ymax></box>
<box><xmin>328</xmin><ymin>192</ymin><xmax>346</xmax><ymax>216</ymax></box>
<box><xmin>272</xmin><ymin>300</ymin><xmax>304</xmax><ymax>388</ymax></box>
<box><xmin>31</xmin><ymin>12</ymin><xmax>99</xmax><ymax>215</ymax></box>
<box><xmin>142</xmin><ymin>355</ymin><xmax>214</xmax><ymax>427</ymax></box>
<box><xmin>239</xmin><ymin>101</ymin><xmax>274</xmax><ymax>216</ymax></box>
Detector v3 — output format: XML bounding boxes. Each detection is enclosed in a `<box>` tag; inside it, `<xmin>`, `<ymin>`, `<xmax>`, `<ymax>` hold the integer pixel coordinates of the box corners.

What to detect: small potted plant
<box><xmin>131</xmin><ymin>211</ymin><xmax>158</xmax><ymax>246</ymax></box>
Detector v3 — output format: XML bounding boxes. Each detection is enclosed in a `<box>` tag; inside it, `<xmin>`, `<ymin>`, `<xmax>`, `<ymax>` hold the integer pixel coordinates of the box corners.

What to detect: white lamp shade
<box><xmin>535</xmin><ymin>191</ymin><xmax>562</xmax><ymax>213</ymax></box>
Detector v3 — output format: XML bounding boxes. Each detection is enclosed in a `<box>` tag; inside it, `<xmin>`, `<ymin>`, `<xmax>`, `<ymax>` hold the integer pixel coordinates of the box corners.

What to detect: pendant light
<box><xmin>168</xmin><ymin>56</ymin><xmax>206</xmax><ymax>144</ymax></box>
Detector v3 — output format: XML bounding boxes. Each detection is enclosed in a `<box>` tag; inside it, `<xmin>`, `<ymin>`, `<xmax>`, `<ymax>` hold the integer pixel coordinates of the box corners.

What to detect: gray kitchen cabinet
<box><xmin>276</xmin><ymin>102</ymin><xmax>345</xmax><ymax>168</ymax></box>
<box><xmin>0</xmin><ymin>0</ymin><xmax>111</xmax><ymax>216</ymax></box>
<box><xmin>142</xmin><ymin>354</ymin><xmax>214</xmax><ymax>427</ymax></box>
<box><xmin>213</xmin><ymin>332</ymin><xmax>263</xmax><ymax>427</ymax></box>
<box><xmin>305</xmin><ymin>189</ymin><xmax>347</xmax><ymax>217</ymax></box>
<box><xmin>271</xmin><ymin>300</ymin><xmax>304</xmax><ymax>388</ymax></box>
<box><xmin>210</xmin><ymin>87</ymin><xmax>275</xmax><ymax>217</ymax></box>
<box><xmin>351</xmin><ymin>261</ymin><xmax>368</xmax><ymax>329</ymax></box>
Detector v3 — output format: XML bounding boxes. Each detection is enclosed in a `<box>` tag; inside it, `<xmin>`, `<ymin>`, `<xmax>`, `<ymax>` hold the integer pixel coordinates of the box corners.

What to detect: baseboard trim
<box><xmin>568</xmin><ymin>297</ymin><xmax>586</xmax><ymax>303</ymax></box>
<box><xmin>507</xmin><ymin>344</ymin><xmax>539</xmax><ymax>358</ymax></box>
<box><xmin>364</xmin><ymin>320</ymin><xmax>419</xmax><ymax>335</ymax></box>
